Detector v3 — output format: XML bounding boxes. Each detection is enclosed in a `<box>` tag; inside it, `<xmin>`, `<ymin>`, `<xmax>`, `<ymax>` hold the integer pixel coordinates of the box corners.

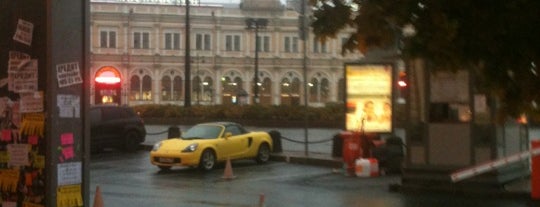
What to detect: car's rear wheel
<box><xmin>255</xmin><ymin>143</ymin><xmax>270</xmax><ymax>164</ymax></box>
<box><xmin>199</xmin><ymin>149</ymin><xmax>216</xmax><ymax>171</ymax></box>
<box><xmin>124</xmin><ymin>131</ymin><xmax>139</xmax><ymax>152</ymax></box>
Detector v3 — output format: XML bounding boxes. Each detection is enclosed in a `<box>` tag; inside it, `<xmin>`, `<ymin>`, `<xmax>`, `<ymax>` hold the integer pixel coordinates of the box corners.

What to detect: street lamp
<box><xmin>245</xmin><ymin>18</ymin><xmax>268</xmax><ymax>104</ymax></box>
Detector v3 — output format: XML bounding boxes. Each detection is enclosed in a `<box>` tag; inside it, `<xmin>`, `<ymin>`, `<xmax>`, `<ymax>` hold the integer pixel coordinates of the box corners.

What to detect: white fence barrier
<box><xmin>450</xmin><ymin>148</ymin><xmax>540</xmax><ymax>182</ymax></box>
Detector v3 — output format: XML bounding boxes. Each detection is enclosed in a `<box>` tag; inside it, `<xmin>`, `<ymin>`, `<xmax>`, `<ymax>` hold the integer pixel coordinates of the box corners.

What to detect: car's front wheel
<box><xmin>198</xmin><ymin>149</ymin><xmax>216</xmax><ymax>171</ymax></box>
<box><xmin>255</xmin><ymin>143</ymin><xmax>270</xmax><ymax>164</ymax></box>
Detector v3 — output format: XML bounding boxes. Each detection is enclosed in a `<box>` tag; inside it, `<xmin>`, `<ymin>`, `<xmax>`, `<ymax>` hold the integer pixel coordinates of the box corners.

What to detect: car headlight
<box><xmin>152</xmin><ymin>142</ymin><xmax>162</xmax><ymax>151</ymax></box>
<box><xmin>182</xmin><ymin>143</ymin><xmax>198</xmax><ymax>152</ymax></box>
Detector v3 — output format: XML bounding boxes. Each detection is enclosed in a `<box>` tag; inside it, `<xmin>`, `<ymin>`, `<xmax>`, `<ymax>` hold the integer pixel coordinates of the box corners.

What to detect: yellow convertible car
<box><xmin>150</xmin><ymin>122</ymin><xmax>273</xmax><ymax>171</ymax></box>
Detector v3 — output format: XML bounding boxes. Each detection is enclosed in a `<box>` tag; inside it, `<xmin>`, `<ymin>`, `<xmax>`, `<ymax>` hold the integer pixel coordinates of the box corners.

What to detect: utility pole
<box><xmin>300</xmin><ymin>0</ymin><xmax>309</xmax><ymax>156</ymax></box>
<box><xmin>184</xmin><ymin>0</ymin><xmax>192</xmax><ymax>107</ymax></box>
<box><xmin>246</xmin><ymin>18</ymin><xmax>268</xmax><ymax>104</ymax></box>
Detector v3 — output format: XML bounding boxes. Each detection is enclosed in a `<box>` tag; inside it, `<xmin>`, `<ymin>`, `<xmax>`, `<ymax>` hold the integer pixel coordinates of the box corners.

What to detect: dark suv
<box><xmin>90</xmin><ymin>105</ymin><xmax>146</xmax><ymax>152</ymax></box>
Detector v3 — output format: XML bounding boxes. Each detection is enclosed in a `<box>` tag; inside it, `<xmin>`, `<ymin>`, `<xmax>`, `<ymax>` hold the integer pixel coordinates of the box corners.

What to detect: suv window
<box><xmin>90</xmin><ymin>108</ymin><xmax>101</xmax><ymax>123</ymax></box>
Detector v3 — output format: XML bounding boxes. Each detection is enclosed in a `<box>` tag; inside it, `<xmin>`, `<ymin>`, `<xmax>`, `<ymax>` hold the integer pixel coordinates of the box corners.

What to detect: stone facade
<box><xmin>90</xmin><ymin>0</ymin><xmax>362</xmax><ymax>106</ymax></box>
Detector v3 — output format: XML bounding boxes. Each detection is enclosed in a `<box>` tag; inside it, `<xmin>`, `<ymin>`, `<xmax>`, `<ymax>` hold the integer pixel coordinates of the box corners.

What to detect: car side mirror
<box><xmin>224</xmin><ymin>132</ymin><xmax>232</xmax><ymax>139</ymax></box>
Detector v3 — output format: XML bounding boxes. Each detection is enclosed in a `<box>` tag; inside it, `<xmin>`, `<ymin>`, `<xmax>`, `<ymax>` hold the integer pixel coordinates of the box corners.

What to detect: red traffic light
<box><xmin>397</xmin><ymin>71</ymin><xmax>407</xmax><ymax>88</ymax></box>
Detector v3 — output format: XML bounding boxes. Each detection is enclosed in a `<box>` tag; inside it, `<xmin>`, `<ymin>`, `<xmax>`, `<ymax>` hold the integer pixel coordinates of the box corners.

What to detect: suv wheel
<box><xmin>124</xmin><ymin>131</ymin><xmax>139</xmax><ymax>152</ymax></box>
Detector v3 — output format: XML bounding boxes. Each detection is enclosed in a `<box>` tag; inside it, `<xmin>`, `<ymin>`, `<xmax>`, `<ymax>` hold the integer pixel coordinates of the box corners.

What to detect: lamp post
<box><xmin>184</xmin><ymin>0</ymin><xmax>192</xmax><ymax>107</ymax></box>
<box><xmin>245</xmin><ymin>18</ymin><xmax>268</xmax><ymax>104</ymax></box>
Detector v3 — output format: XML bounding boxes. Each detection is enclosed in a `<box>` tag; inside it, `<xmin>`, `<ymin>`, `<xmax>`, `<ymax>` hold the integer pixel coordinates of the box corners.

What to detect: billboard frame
<box><xmin>343</xmin><ymin>61</ymin><xmax>397</xmax><ymax>134</ymax></box>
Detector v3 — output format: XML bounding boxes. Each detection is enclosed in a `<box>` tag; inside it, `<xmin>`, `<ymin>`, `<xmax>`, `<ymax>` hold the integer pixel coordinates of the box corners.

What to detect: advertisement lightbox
<box><xmin>345</xmin><ymin>63</ymin><xmax>393</xmax><ymax>132</ymax></box>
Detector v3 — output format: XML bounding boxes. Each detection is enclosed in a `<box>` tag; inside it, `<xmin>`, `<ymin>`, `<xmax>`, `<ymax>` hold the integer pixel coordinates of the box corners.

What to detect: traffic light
<box><xmin>397</xmin><ymin>71</ymin><xmax>407</xmax><ymax>103</ymax></box>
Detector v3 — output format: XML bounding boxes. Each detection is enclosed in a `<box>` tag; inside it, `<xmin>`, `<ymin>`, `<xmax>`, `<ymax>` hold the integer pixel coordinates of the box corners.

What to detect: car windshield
<box><xmin>182</xmin><ymin>125</ymin><xmax>222</xmax><ymax>139</ymax></box>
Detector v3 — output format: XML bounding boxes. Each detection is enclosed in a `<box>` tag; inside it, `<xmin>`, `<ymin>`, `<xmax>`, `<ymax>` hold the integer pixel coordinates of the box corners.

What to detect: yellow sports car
<box><xmin>150</xmin><ymin>122</ymin><xmax>273</xmax><ymax>171</ymax></box>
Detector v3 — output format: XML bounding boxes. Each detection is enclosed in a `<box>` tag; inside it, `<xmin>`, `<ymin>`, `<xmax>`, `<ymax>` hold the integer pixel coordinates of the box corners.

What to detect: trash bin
<box><xmin>341</xmin><ymin>131</ymin><xmax>361</xmax><ymax>175</ymax></box>
<box><xmin>167</xmin><ymin>126</ymin><xmax>181</xmax><ymax>139</ymax></box>
<box><xmin>373</xmin><ymin>136</ymin><xmax>403</xmax><ymax>174</ymax></box>
<box><xmin>332</xmin><ymin>133</ymin><xmax>342</xmax><ymax>157</ymax></box>
<box><xmin>268</xmin><ymin>130</ymin><xmax>282</xmax><ymax>153</ymax></box>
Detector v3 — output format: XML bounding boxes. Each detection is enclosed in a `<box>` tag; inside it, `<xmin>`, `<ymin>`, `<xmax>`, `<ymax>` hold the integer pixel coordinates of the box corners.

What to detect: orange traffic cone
<box><xmin>222</xmin><ymin>157</ymin><xmax>236</xmax><ymax>180</ymax></box>
<box><xmin>93</xmin><ymin>185</ymin><xmax>104</xmax><ymax>207</ymax></box>
<box><xmin>258</xmin><ymin>193</ymin><xmax>266</xmax><ymax>207</ymax></box>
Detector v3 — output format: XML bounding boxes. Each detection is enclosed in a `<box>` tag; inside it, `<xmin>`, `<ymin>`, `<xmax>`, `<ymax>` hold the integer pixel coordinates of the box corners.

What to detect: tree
<box><xmin>310</xmin><ymin>0</ymin><xmax>540</xmax><ymax>122</ymax></box>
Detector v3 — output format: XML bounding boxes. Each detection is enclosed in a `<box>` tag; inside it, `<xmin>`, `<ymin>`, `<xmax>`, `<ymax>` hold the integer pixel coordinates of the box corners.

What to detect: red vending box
<box><xmin>341</xmin><ymin>131</ymin><xmax>361</xmax><ymax>175</ymax></box>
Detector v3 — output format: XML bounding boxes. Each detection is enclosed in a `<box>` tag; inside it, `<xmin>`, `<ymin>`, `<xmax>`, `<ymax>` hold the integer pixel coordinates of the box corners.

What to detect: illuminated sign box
<box><xmin>345</xmin><ymin>63</ymin><xmax>393</xmax><ymax>133</ymax></box>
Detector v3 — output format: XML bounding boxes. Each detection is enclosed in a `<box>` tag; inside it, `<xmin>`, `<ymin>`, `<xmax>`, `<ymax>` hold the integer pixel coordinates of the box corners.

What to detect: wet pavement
<box><xmin>141</xmin><ymin>125</ymin><xmax>534</xmax><ymax>198</ymax></box>
<box><xmin>90</xmin><ymin>149</ymin><xmax>537</xmax><ymax>207</ymax></box>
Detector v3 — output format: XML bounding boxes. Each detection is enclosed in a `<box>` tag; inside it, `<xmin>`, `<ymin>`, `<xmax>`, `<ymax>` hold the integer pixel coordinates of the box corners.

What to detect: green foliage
<box><xmin>311</xmin><ymin>0</ymin><xmax>540</xmax><ymax>121</ymax></box>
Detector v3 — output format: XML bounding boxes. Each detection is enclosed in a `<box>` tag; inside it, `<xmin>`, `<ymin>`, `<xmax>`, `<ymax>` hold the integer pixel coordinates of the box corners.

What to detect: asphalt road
<box><xmin>89</xmin><ymin>150</ymin><xmax>534</xmax><ymax>207</ymax></box>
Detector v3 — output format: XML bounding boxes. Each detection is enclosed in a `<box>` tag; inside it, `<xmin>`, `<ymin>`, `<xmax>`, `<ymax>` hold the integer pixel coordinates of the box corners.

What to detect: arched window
<box><xmin>221</xmin><ymin>71</ymin><xmax>244</xmax><ymax>104</ymax></box>
<box><xmin>193</xmin><ymin>76</ymin><xmax>202</xmax><ymax>103</ymax></box>
<box><xmin>222</xmin><ymin>76</ymin><xmax>234</xmax><ymax>95</ymax></box>
<box><xmin>130</xmin><ymin>76</ymin><xmax>140</xmax><ymax>101</ymax></box>
<box><xmin>309</xmin><ymin>73</ymin><xmax>330</xmax><ymax>104</ymax></box>
<box><xmin>202</xmin><ymin>77</ymin><xmax>213</xmax><ymax>102</ymax></box>
<box><xmin>142</xmin><ymin>75</ymin><xmax>152</xmax><ymax>101</ymax></box>
<box><xmin>291</xmin><ymin>78</ymin><xmax>300</xmax><ymax>95</ymax></box>
<box><xmin>130</xmin><ymin>69</ymin><xmax>152</xmax><ymax>101</ymax></box>
<box><xmin>173</xmin><ymin>76</ymin><xmax>183</xmax><ymax>101</ymax></box>
<box><xmin>260</xmin><ymin>77</ymin><xmax>272</xmax><ymax>105</ymax></box>
<box><xmin>321</xmin><ymin>78</ymin><xmax>329</xmax><ymax>102</ymax></box>
<box><xmin>161</xmin><ymin>71</ymin><xmax>183</xmax><ymax>101</ymax></box>
<box><xmin>193</xmin><ymin>75</ymin><xmax>214</xmax><ymax>104</ymax></box>
<box><xmin>161</xmin><ymin>76</ymin><xmax>171</xmax><ymax>101</ymax></box>
<box><xmin>280</xmin><ymin>74</ymin><xmax>301</xmax><ymax>105</ymax></box>
<box><xmin>309</xmin><ymin>77</ymin><xmax>319</xmax><ymax>102</ymax></box>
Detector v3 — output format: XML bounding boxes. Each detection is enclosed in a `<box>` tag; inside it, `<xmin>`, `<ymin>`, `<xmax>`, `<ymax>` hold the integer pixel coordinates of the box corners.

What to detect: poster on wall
<box><xmin>345</xmin><ymin>63</ymin><xmax>393</xmax><ymax>133</ymax></box>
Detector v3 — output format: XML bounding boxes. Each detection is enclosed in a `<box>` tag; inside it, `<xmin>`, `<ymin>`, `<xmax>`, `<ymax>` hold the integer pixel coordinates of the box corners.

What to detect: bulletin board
<box><xmin>1</xmin><ymin>1</ymin><xmax>87</xmax><ymax>207</ymax></box>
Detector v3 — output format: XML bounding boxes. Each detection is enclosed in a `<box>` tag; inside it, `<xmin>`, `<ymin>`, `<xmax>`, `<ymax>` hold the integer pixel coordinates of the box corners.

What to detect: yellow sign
<box><xmin>0</xmin><ymin>169</ymin><xmax>20</xmax><ymax>192</ymax></box>
<box><xmin>57</xmin><ymin>184</ymin><xmax>83</xmax><ymax>207</ymax></box>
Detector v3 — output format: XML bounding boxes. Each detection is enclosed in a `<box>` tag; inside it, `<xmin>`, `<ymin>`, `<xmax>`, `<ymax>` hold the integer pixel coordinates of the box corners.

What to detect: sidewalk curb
<box><xmin>270</xmin><ymin>153</ymin><xmax>342</xmax><ymax>168</ymax></box>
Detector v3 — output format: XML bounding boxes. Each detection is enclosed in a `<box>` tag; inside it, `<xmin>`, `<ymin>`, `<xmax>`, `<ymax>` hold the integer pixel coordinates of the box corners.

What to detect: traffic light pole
<box><xmin>300</xmin><ymin>0</ymin><xmax>309</xmax><ymax>156</ymax></box>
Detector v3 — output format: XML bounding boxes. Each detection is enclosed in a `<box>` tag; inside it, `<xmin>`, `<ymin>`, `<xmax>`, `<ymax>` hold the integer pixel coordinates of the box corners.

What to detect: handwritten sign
<box><xmin>7</xmin><ymin>144</ymin><xmax>30</xmax><ymax>166</ymax></box>
<box><xmin>56</xmin><ymin>62</ymin><xmax>83</xmax><ymax>88</ymax></box>
<box><xmin>9</xmin><ymin>59</ymin><xmax>38</xmax><ymax>93</ymax></box>
<box><xmin>57</xmin><ymin>95</ymin><xmax>80</xmax><ymax>118</ymax></box>
<box><xmin>13</xmin><ymin>19</ymin><xmax>33</xmax><ymax>46</ymax></box>
<box><xmin>20</xmin><ymin>91</ymin><xmax>43</xmax><ymax>113</ymax></box>
<box><xmin>8</xmin><ymin>51</ymin><xmax>30</xmax><ymax>73</ymax></box>
<box><xmin>57</xmin><ymin>162</ymin><xmax>81</xmax><ymax>186</ymax></box>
